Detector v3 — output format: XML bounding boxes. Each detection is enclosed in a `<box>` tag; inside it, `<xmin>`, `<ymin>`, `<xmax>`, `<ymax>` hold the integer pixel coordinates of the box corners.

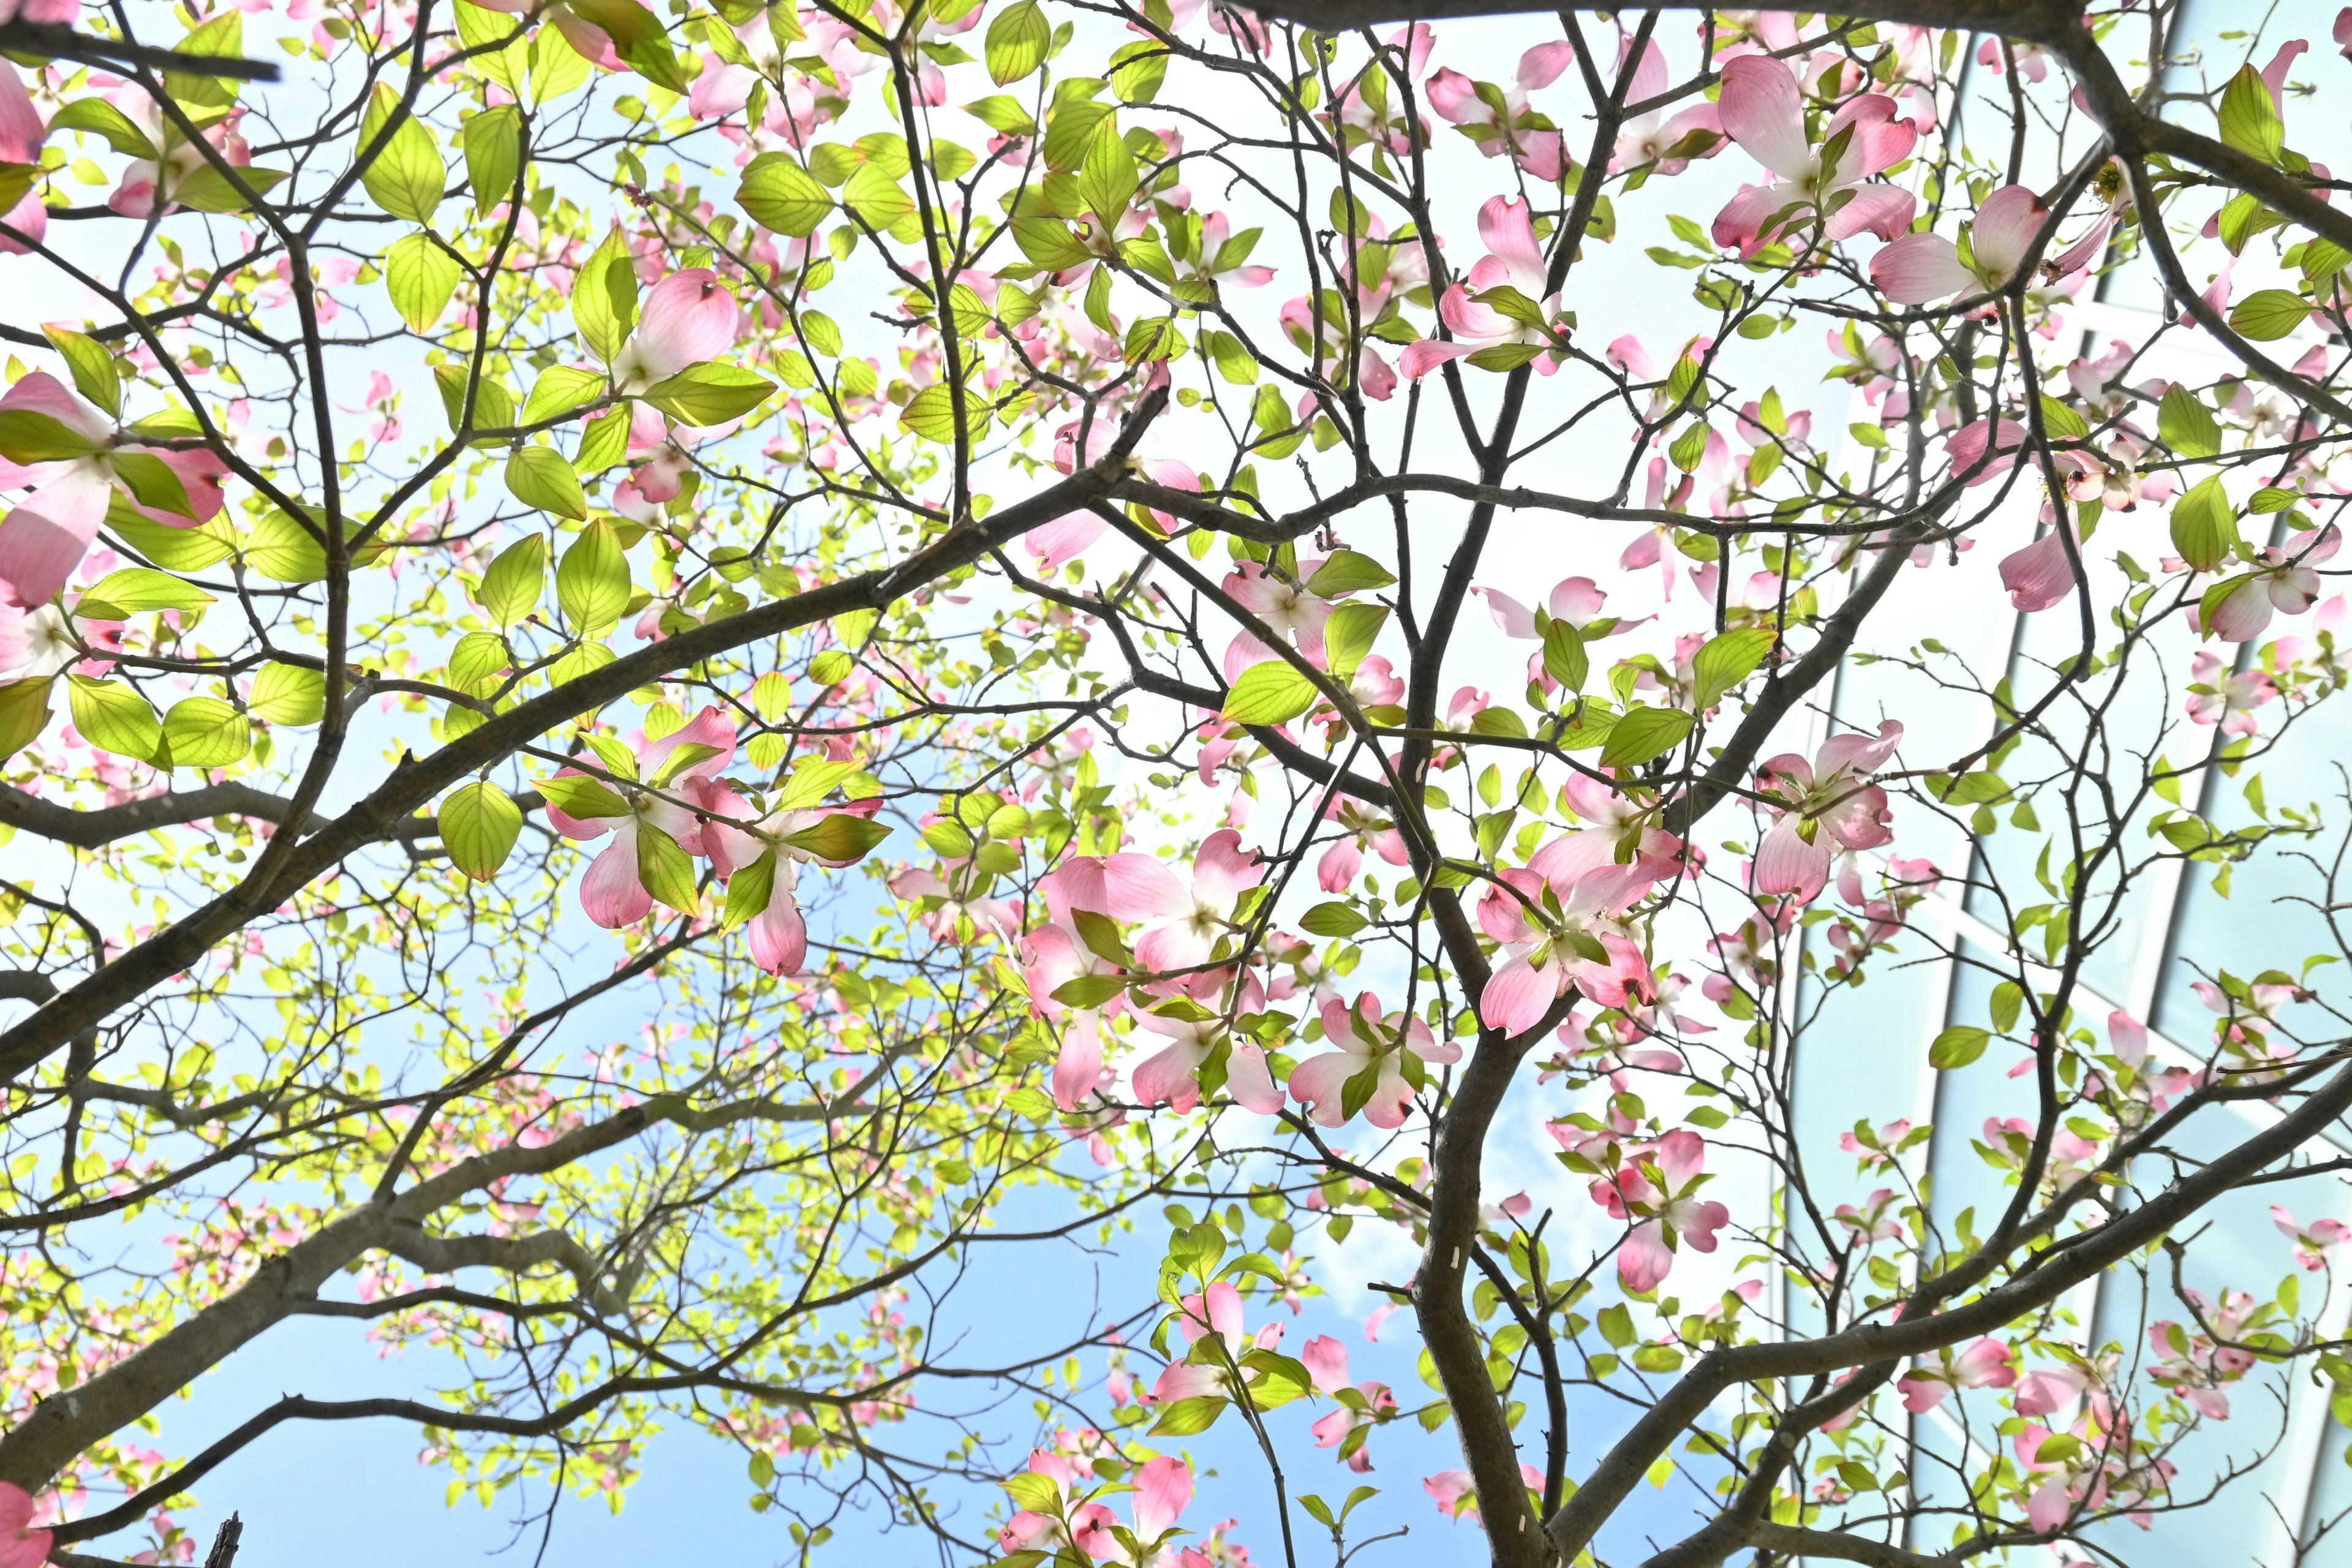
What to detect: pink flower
<box><xmin>1594</xmin><ymin>1129</ymin><xmax>1730</xmax><ymax>1292</ymax></box>
<box><xmin>1711</xmin><ymin>55</ymin><xmax>1916</xmax><ymax>257</ymax></box>
<box><xmin>1896</xmin><ymin>1337</ymin><xmax>2016</xmax><ymax>1412</ymax></box>
<box><xmin>1425</xmin><ymin>42</ymin><xmax>1575</xmax><ymax>177</ymax></box>
<box><xmin>1872</xmin><ymin>183</ymin><xmax>2052</xmax><ymax>303</ymax></box>
<box><xmin>2272</xmin><ymin>1204</ymin><xmax>2352</xmax><ymax>1270</ymax></box>
<box><xmin>0</xmin><ymin>371</ymin><xmax>228</xmax><ymax>608</ymax></box>
<box><xmin>1425</xmin><ymin>1461</ymin><xmax>1542</xmax><ymax>1521</ymax></box>
<box><xmin>104</xmin><ymin>88</ymin><xmax>254</xmax><ymax>218</ymax></box>
<box><xmin>1752</xmin><ymin>720</ymin><xmax>1904</xmax><ymax>903</ymax></box>
<box><xmin>2203</xmin><ymin>525</ymin><xmax>2340</xmax><ymax>641</ymax></box>
<box><xmin>1288</xmin><ymin>991</ymin><xmax>1462</xmax><ymax>1128</ymax></box>
<box><xmin>0</xmin><ymin>64</ymin><xmax>48</xmax><ymax>254</ymax></box>
<box><xmin>1400</xmin><ymin>196</ymin><xmax>1570</xmax><ymax>379</ymax></box>
<box><xmin>1474</xmin><ymin>858</ymin><xmax>1657</xmax><ymax>1036</ymax></box>
<box><xmin>611</xmin><ymin>267</ymin><xmax>741</xmax><ymax>393</ymax></box>
<box><xmin>545</xmin><ymin>707</ymin><xmax>742</xmax><ymax>929</ymax></box>
<box><xmin>1134</xmin><ymin>829</ymin><xmax>1265</xmax><ymax>973</ymax></box>
<box><xmin>2185</xmin><ymin>649</ymin><xmax>2275</xmax><ymax>736</ymax></box>
<box><xmin>0</xmin><ymin>1483</ymin><xmax>49</xmax><ymax>1568</ymax></box>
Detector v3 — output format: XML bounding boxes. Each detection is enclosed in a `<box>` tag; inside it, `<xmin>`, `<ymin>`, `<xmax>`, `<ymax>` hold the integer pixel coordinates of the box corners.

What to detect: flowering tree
<box><xmin>7</xmin><ymin>0</ymin><xmax>2352</xmax><ymax>1563</ymax></box>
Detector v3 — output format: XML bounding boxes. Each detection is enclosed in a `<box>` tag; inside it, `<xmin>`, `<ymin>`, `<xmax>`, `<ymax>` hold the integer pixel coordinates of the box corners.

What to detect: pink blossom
<box><xmin>1593</xmin><ymin>1129</ymin><xmax>1730</xmax><ymax>1292</ymax></box>
<box><xmin>1425</xmin><ymin>1461</ymin><xmax>1542</xmax><ymax>1522</ymax></box>
<box><xmin>1288</xmin><ymin>991</ymin><xmax>1461</xmax><ymax>1128</ymax></box>
<box><xmin>1400</xmin><ymin>197</ymin><xmax>1570</xmax><ymax>379</ymax></box>
<box><xmin>1752</xmin><ymin>721</ymin><xmax>1904</xmax><ymax>903</ymax></box>
<box><xmin>1896</xmin><ymin>1337</ymin><xmax>2016</xmax><ymax>1412</ymax></box>
<box><xmin>2202</xmin><ymin>525</ymin><xmax>2340</xmax><ymax>642</ymax></box>
<box><xmin>2271</xmin><ymin>1204</ymin><xmax>2352</xmax><ymax>1270</ymax></box>
<box><xmin>1424</xmin><ymin>42</ymin><xmax>1575</xmax><ymax>177</ymax></box>
<box><xmin>1711</xmin><ymin>55</ymin><xmax>1916</xmax><ymax>257</ymax></box>
<box><xmin>1872</xmin><ymin>184</ymin><xmax>2049</xmax><ymax>303</ymax></box>
<box><xmin>0</xmin><ymin>1483</ymin><xmax>48</xmax><ymax>1568</ymax></box>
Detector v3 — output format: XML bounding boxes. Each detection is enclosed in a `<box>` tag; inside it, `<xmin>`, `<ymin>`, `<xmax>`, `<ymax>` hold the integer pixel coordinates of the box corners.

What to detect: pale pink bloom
<box><xmin>890</xmin><ymin>864</ymin><xmax>1018</xmax><ymax>942</ymax></box>
<box><xmin>1872</xmin><ymin>184</ymin><xmax>2048</xmax><ymax>304</ymax></box>
<box><xmin>1288</xmin><ymin>991</ymin><xmax>1461</xmax><ymax>1128</ymax></box>
<box><xmin>1134</xmin><ymin>829</ymin><xmax>1264</xmax><ymax>972</ymax></box>
<box><xmin>2013</xmin><ymin>1364</ymin><xmax>2089</xmax><ymax>1417</ymax></box>
<box><xmin>1998</xmin><ymin>526</ymin><xmax>2079</xmax><ymax>614</ymax></box>
<box><xmin>1400</xmin><ymin>196</ymin><xmax>1570</xmax><ymax>379</ymax></box>
<box><xmin>1752</xmin><ymin>721</ymin><xmax>1904</xmax><ymax>903</ymax></box>
<box><xmin>1474</xmin><ymin>859</ymin><xmax>1657</xmax><ymax>1035</ymax></box>
<box><xmin>545</xmin><ymin>707</ymin><xmax>741</xmax><ymax>929</ymax></box>
<box><xmin>0</xmin><ymin>601</ymin><xmax>72</xmax><ymax>680</ymax></box>
<box><xmin>2107</xmin><ymin>1009</ymin><xmax>2149</xmax><ymax>1066</ymax></box>
<box><xmin>1425</xmin><ymin>1461</ymin><xmax>1543</xmax><ymax>1522</ymax></box>
<box><xmin>0</xmin><ymin>64</ymin><xmax>48</xmax><ymax>254</ymax></box>
<box><xmin>0</xmin><ymin>372</ymin><xmax>226</xmax><ymax>607</ymax></box>
<box><xmin>0</xmin><ymin>1483</ymin><xmax>48</xmax><ymax>1568</ymax></box>
<box><xmin>1611</xmin><ymin>39</ymin><xmax>1724</xmax><ymax>174</ymax></box>
<box><xmin>105</xmin><ymin>89</ymin><xmax>252</xmax><ymax>217</ymax></box>
<box><xmin>1593</xmin><ymin>1129</ymin><xmax>1730</xmax><ymax>1292</ymax></box>
<box><xmin>2271</xmin><ymin>1204</ymin><xmax>2352</xmax><ymax>1270</ymax></box>
<box><xmin>1711</xmin><ymin>55</ymin><xmax>1916</xmax><ymax>257</ymax></box>
<box><xmin>1424</xmin><ymin>42</ymin><xmax>1574</xmax><ymax>177</ymax></box>
<box><xmin>2185</xmin><ymin>649</ymin><xmax>2275</xmax><ymax>736</ymax></box>
<box><xmin>611</xmin><ymin>268</ymin><xmax>741</xmax><ymax>391</ymax></box>
<box><xmin>2203</xmin><ymin>525</ymin><xmax>2340</xmax><ymax>641</ymax></box>
<box><xmin>1896</xmin><ymin>1337</ymin><xmax>2016</xmax><ymax>1412</ymax></box>
<box><xmin>1131</xmin><ymin>1005</ymin><xmax>1283</xmax><ymax>1115</ymax></box>
<box><xmin>1832</xmin><ymin>1187</ymin><xmax>1904</xmax><ymax>1243</ymax></box>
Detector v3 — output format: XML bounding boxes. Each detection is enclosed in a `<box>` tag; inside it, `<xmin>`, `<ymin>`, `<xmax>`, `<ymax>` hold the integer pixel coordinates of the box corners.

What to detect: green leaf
<box><xmin>2218</xmin><ymin>65</ymin><xmax>2285</xmax><ymax>165</ymax></box>
<box><xmin>107</xmin><ymin>451</ymin><xmax>196</xmax><ymax>519</ymax></box>
<box><xmin>1052</xmin><ymin>973</ymin><xmax>1128</xmax><ymax>1008</ymax></box>
<box><xmin>984</xmin><ymin>0</ymin><xmax>1049</xmax><ymax>84</ymax></box>
<box><xmin>572</xmin><ymin>227</ymin><xmax>641</xmax><ymax>366</ymax></box>
<box><xmin>383</xmin><ymin>230</ymin><xmax>462</xmax><ymax>334</ymax></box>
<box><xmin>505</xmin><ymin>445</ymin><xmax>589</xmax><ymax>520</ymax></box>
<box><xmin>2035</xmin><ymin>394</ymin><xmax>2088</xmax><ymax>441</ymax></box>
<box><xmin>1299</xmin><ymin>901</ymin><xmax>1366</xmax><ymax>937</ymax></box>
<box><xmin>2169</xmin><ymin>475</ymin><xmax>2241</xmax><ymax>575</ymax></box>
<box><xmin>1305</xmin><ymin>549</ymin><xmax>1396</xmax><ymax>596</ymax></box>
<box><xmin>67</xmin><ymin>675</ymin><xmax>162</xmax><ymax>762</ymax></box>
<box><xmin>249</xmin><ymin>662</ymin><xmax>325</xmax><ymax>726</ymax></box>
<box><xmin>1691</xmin><ymin>628</ymin><xmax>1774</xmax><ymax>710</ymax></box>
<box><xmin>0</xmin><ymin>677</ymin><xmax>52</xmax><ymax>760</ymax></box>
<box><xmin>557</xmin><ymin>519</ymin><xmax>631</xmax><ymax>634</ymax></box>
<box><xmin>243</xmin><ymin>511</ymin><xmax>330</xmax><ymax>583</ymax></box>
<box><xmin>2229</xmin><ymin>288</ymin><xmax>2313</xmax><ymax>342</ymax></box>
<box><xmin>738</xmin><ymin>154</ymin><xmax>834</xmax><ymax>237</ymax></box>
<box><xmin>568</xmin><ymin>0</ymin><xmax>688</xmax><ymax>88</ymax></box>
<box><xmin>900</xmin><ymin>382</ymin><xmax>960</xmax><ymax>444</ymax></box>
<box><xmin>477</xmin><ymin>532</ymin><xmax>548</xmax><ymax>627</ymax></box>
<box><xmin>161</xmin><ymin>696</ymin><xmax>251</xmax><ymax>769</ymax></box>
<box><xmin>1542</xmin><ymin>617</ymin><xmax>1588</xmax><ymax>693</ymax></box>
<box><xmin>42</xmin><ymin>326</ymin><xmax>121</xmax><ymax>418</ymax></box>
<box><xmin>636</xmin><ymin>822</ymin><xmax>701</xmax><ymax>914</ymax></box>
<box><xmin>1323</xmin><ymin>601</ymin><xmax>1387</xmax><ymax>682</ymax></box>
<box><xmin>521</xmin><ymin>365</ymin><xmax>607</xmax><ymax>428</ymax></box>
<box><xmin>1077</xmin><ymin>115</ymin><xmax>1137</xmax><ymax>225</ymax></box>
<box><xmin>842</xmin><ymin>161</ymin><xmax>915</xmax><ymax>226</ymax></box>
<box><xmin>75</xmin><ymin>567</ymin><xmax>213</xmax><ymax>620</ymax></box>
<box><xmin>432</xmin><ymin>362</ymin><xmax>516</xmax><ymax>435</ymax></box>
<box><xmin>462</xmin><ymin>103</ymin><xmax>523</xmax><ymax>212</ymax></box>
<box><xmin>165</xmin><ymin>12</ymin><xmax>248</xmax><ymax>107</ymax></box>
<box><xmin>2157</xmin><ymin>383</ymin><xmax>2222</xmax><ymax>459</ymax></box>
<box><xmin>1929</xmin><ymin>1025</ymin><xmax>1991</xmax><ymax>1069</ymax></box>
<box><xmin>1148</xmin><ymin>1395</ymin><xmax>1228</xmax><ymax>1436</ymax></box>
<box><xmin>0</xmin><ymin>409</ymin><xmax>104</xmax><ymax>464</ymax></box>
<box><xmin>439</xmin><ymin>780</ymin><xmax>522</xmax><ymax>881</ymax></box>
<box><xmin>1599</xmin><ymin>705</ymin><xmax>1695</xmax><ymax>769</ymax></box>
<box><xmin>111</xmin><ymin>513</ymin><xmax>235</xmax><ymax>572</ymax></box>
<box><xmin>780</xmin><ymin>812</ymin><xmax>892</xmax><ymax>863</ymax></box>
<box><xmin>537</xmin><ymin>772</ymin><xmax>630</xmax><ymax>818</ymax></box>
<box><xmin>575</xmin><ymin>407</ymin><xmax>631</xmax><ymax>473</ymax></box>
<box><xmin>776</xmin><ymin>758</ymin><xmax>860</xmax><ymax>810</ymax></box>
<box><xmin>723</xmin><ymin>847</ymin><xmax>778</xmax><ymax>928</ymax></box>
<box><xmin>641</xmin><ymin>360</ymin><xmax>775</xmax><ymax>427</ymax></box>
<box><xmin>50</xmin><ymin>97</ymin><xmax>159</xmax><ymax>158</ymax></box>
<box><xmin>359</xmin><ymin>81</ymin><xmax>446</xmax><ymax>224</ymax></box>
<box><xmin>1222</xmin><ymin>662</ymin><xmax>1319</xmax><ymax>725</ymax></box>
<box><xmin>164</xmin><ymin>163</ymin><xmax>290</xmax><ymax>216</ymax></box>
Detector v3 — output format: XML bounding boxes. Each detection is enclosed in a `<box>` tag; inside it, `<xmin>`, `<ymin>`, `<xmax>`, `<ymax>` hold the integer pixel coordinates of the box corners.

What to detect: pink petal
<box><xmin>1133</xmin><ymin>1038</ymin><xmax>1206</xmax><ymax>1110</ymax></box>
<box><xmin>1617</xmin><ymin>1218</ymin><xmax>1673</xmax><ymax>1292</ymax></box>
<box><xmin>1398</xmin><ymin>338</ymin><xmax>1474</xmax><ymax>380</ymax></box>
<box><xmin>1871</xmin><ymin>233</ymin><xmax>1972</xmax><ymax>303</ymax></box>
<box><xmin>1025</xmin><ymin>510</ymin><xmax>1106</xmax><ymax>571</ymax></box>
<box><xmin>1051</xmin><ymin>1009</ymin><xmax>1106</xmax><ymax>1110</ymax></box>
<box><xmin>1998</xmin><ymin>530</ymin><xmax>2076</xmax><ymax>614</ymax></box>
<box><xmin>1477</xmin><ymin>194</ymin><xmax>1547</xmax><ymax>295</ymax></box>
<box><xmin>1970</xmin><ymin>184</ymin><xmax>2049</xmax><ymax>283</ymax></box>
<box><xmin>1477</xmin><ymin>951</ymin><xmax>1559</xmax><ymax>1035</ymax></box>
<box><xmin>1302</xmin><ymin>1333</ymin><xmax>1352</xmax><ymax>1395</ymax></box>
<box><xmin>1753</xmin><ymin>816</ymin><xmax>1830</xmax><ymax>902</ymax></box>
<box><xmin>1472</xmin><ymin>585</ymin><xmax>1539</xmax><ymax>638</ymax></box>
<box><xmin>747</xmin><ymin>891</ymin><xmax>807</xmax><ymax>974</ymax></box>
<box><xmin>1516</xmin><ymin>40</ymin><xmax>1575</xmax><ymax>90</ymax></box>
<box><xmin>2206</xmin><ymin>576</ymin><xmax>2274</xmax><ymax>642</ymax></box>
<box><xmin>628</xmin><ymin>268</ymin><xmax>741</xmax><ymax>382</ymax></box>
<box><xmin>1131</xmin><ymin>1455</ymin><xmax>1193</xmax><ymax>1542</ymax></box>
<box><xmin>0</xmin><ymin>63</ymin><xmax>43</xmax><ymax>164</ymax></box>
<box><xmin>1718</xmin><ymin>55</ymin><xmax>1811</xmax><ymax>183</ymax></box>
<box><xmin>1825</xmin><ymin>183</ymin><xmax>1915</xmax><ymax>243</ymax></box>
<box><xmin>1898</xmin><ymin>1373</ymin><xmax>1950</xmax><ymax>1412</ymax></box>
<box><xmin>0</xmin><ymin>464</ymin><xmax>111</xmax><ymax>607</ymax></box>
<box><xmin>1225</xmin><ymin>1038</ymin><xmax>1285</xmax><ymax>1114</ymax></box>
<box><xmin>579</xmin><ymin>831</ymin><xmax>653</xmax><ymax>927</ymax></box>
